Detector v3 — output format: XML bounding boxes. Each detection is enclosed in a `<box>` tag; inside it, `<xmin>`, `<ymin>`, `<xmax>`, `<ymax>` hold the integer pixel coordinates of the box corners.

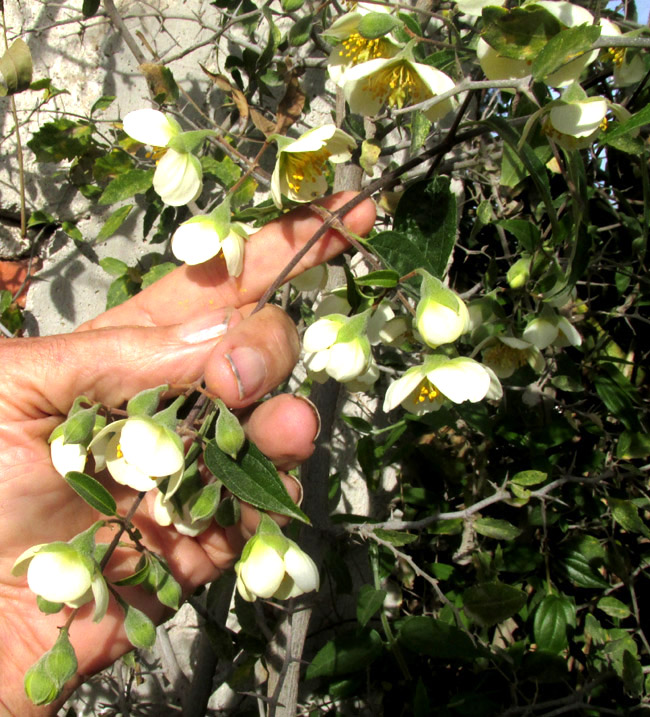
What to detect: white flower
<box><xmin>482</xmin><ymin>335</ymin><xmax>545</xmax><ymax>379</ymax></box>
<box><xmin>325</xmin><ymin>2</ymin><xmax>401</xmax><ymax>85</ymax></box>
<box><xmin>271</xmin><ymin>125</ymin><xmax>356</xmax><ymax>208</ymax></box>
<box><xmin>341</xmin><ymin>56</ymin><xmax>456</xmax><ymax>120</ymax></box>
<box><xmin>383</xmin><ymin>355</ymin><xmax>496</xmax><ymax>415</ymax></box>
<box><xmin>314</xmin><ymin>292</ymin><xmax>352</xmax><ymax>319</ymax></box>
<box><xmin>597</xmin><ymin>18</ymin><xmax>646</xmax><ymax>87</ymax></box>
<box><xmin>90</xmin><ymin>417</ymin><xmax>184</xmax><ymax>492</ymax></box>
<box><xmin>152</xmin><ymin>492</ymin><xmax>212</xmax><ymax>537</ymax></box>
<box><xmin>303</xmin><ymin>313</ymin><xmax>372</xmax><ymax>384</ymax></box>
<box><xmin>123</xmin><ymin>108</ymin><xmax>203</xmax><ymax>206</ymax></box>
<box><xmin>415</xmin><ymin>273</ymin><xmax>470</xmax><ymax>348</ymax></box>
<box><xmin>12</xmin><ymin>543</ymin><xmax>108</xmax><ymax>621</ymax></box>
<box><xmin>477</xmin><ymin>1</ymin><xmax>598</xmax><ymax>87</ymax></box>
<box><xmin>50</xmin><ymin>434</ymin><xmax>88</xmax><ymax>477</ymax></box>
<box><xmin>523</xmin><ymin>314</ymin><xmax>582</xmax><ymax>349</ymax></box>
<box><xmin>171</xmin><ymin>215</ymin><xmax>252</xmax><ymax>274</ymax></box>
<box><xmin>543</xmin><ymin>96</ymin><xmax>608</xmax><ymax>150</ymax></box>
<box><xmin>234</xmin><ymin>518</ymin><xmax>319</xmax><ymax>602</ymax></box>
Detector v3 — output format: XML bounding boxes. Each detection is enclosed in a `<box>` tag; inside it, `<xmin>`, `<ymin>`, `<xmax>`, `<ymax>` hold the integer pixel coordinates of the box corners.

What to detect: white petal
<box><xmin>342</xmin><ymin>58</ymin><xmax>390</xmax><ymax>116</ymax></box>
<box><xmin>413</xmin><ymin>64</ymin><xmax>456</xmax><ymax>120</ymax></box>
<box><xmin>303</xmin><ymin>318</ymin><xmax>342</xmax><ymax>352</ymax></box>
<box><xmin>12</xmin><ymin>544</ymin><xmax>47</xmax><ymax>577</ymax></box>
<box><xmin>50</xmin><ymin>435</ymin><xmax>87</xmax><ymax>477</ymax></box>
<box><xmin>281</xmin><ymin>124</ymin><xmax>338</xmax><ymax>154</ymax></box>
<box><xmin>171</xmin><ymin>216</ymin><xmax>221</xmax><ymax>265</ymax></box>
<box><xmin>153</xmin><ymin>492</ymin><xmax>175</xmax><ymax>526</ymax></box>
<box><xmin>555</xmin><ymin>316</ymin><xmax>582</xmax><ymax>347</ymax></box>
<box><xmin>367</xmin><ymin>301</ymin><xmax>395</xmax><ymax>345</ymax></box>
<box><xmin>477</xmin><ymin>39</ymin><xmax>531</xmax><ymax>82</ymax></box>
<box><xmin>429</xmin><ymin>358</ymin><xmax>491</xmax><ymax>404</ymax></box>
<box><xmin>549</xmin><ymin>99</ymin><xmax>608</xmax><ymax>138</ymax></box>
<box><xmin>523</xmin><ymin>318</ymin><xmax>559</xmax><ymax>350</ymax></box>
<box><xmin>327</xmin><ymin>339</ymin><xmax>369</xmax><ymax>382</ymax></box>
<box><xmin>383</xmin><ymin>366</ymin><xmax>427</xmax><ymax>412</ymax></box>
<box><xmin>283</xmin><ymin>169</ymin><xmax>328</xmax><ymax>204</ymax></box>
<box><xmin>123</xmin><ymin>109</ymin><xmax>180</xmax><ymax>147</ymax></box>
<box><xmin>105</xmin><ymin>433</ymin><xmax>158</xmax><ymax>491</ymax></box>
<box><xmin>91</xmin><ymin>574</ymin><xmax>109</xmax><ymax>623</ymax></box>
<box><xmin>304</xmin><ymin>349</ymin><xmax>332</xmax><ymax>374</ymax></box>
<box><xmin>314</xmin><ymin>293</ymin><xmax>351</xmax><ymax>318</ymax></box>
<box><xmin>119</xmin><ymin>418</ymin><xmax>185</xmax><ymax>478</ymax></box>
<box><xmin>240</xmin><ymin>541</ymin><xmax>286</xmax><ymax>599</ymax></box>
<box><xmin>222</xmin><ymin>229</ymin><xmax>246</xmax><ymax>277</ymax></box>
<box><xmin>290</xmin><ymin>264</ymin><xmax>328</xmax><ymax>292</ymax></box>
<box><xmin>153</xmin><ymin>150</ymin><xmax>203</xmax><ymax>206</ymax></box>
<box><xmin>416</xmin><ymin>300</ymin><xmax>469</xmax><ymax>348</ymax></box>
<box><xmin>27</xmin><ymin>548</ymin><xmax>92</xmax><ymax>603</ymax></box>
<box><xmin>457</xmin><ymin>0</ymin><xmax>506</xmax><ymax>16</ymax></box>
<box><xmin>283</xmin><ymin>544</ymin><xmax>320</xmax><ymax>593</ymax></box>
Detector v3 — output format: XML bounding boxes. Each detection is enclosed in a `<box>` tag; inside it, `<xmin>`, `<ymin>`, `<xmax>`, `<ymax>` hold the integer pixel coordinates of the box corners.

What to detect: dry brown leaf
<box><xmin>275</xmin><ymin>73</ymin><xmax>305</xmax><ymax>135</ymax></box>
<box><xmin>199</xmin><ymin>64</ymin><xmax>249</xmax><ymax>125</ymax></box>
<box><xmin>138</xmin><ymin>63</ymin><xmax>178</xmax><ymax>104</ymax></box>
<box><xmin>250</xmin><ymin>108</ymin><xmax>277</xmax><ymax>138</ymax></box>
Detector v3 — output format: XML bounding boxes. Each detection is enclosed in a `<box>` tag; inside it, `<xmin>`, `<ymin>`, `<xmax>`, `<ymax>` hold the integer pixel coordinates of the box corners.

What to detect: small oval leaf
<box><xmin>65</xmin><ymin>471</ymin><xmax>117</xmax><ymax>516</ymax></box>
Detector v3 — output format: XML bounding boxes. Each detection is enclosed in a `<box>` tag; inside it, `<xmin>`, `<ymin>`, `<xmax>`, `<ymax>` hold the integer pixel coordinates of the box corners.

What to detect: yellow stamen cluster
<box><xmin>483</xmin><ymin>344</ymin><xmax>527</xmax><ymax>375</ymax></box>
<box><xmin>363</xmin><ymin>62</ymin><xmax>427</xmax><ymax>110</ymax></box>
<box><xmin>608</xmin><ymin>47</ymin><xmax>626</xmax><ymax>66</ymax></box>
<box><xmin>116</xmin><ymin>443</ymin><xmax>124</xmax><ymax>459</ymax></box>
<box><xmin>146</xmin><ymin>147</ymin><xmax>168</xmax><ymax>162</ymax></box>
<box><xmin>417</xmin><ymin>379</ymin><xmax>440</xmax><ymax>404</ymax></box>
<box><xmin>339</xmin><ymin>33</ymin><xmax>391</xmax><ymax>65</ymax></box>
<box><xmin>285</xmin><ymin>147</ymin><xmax>332</xmax><ymax>194</ymax></box>
<box><xmin>600</xmin><ymin>116</ymin><xmax>609</xmax><ymax>131</ymax></box>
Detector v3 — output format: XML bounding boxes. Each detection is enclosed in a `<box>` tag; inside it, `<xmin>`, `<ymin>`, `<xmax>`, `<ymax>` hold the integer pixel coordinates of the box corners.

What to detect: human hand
<box><xmin>0</xmin><ymin>192</ymin><xmax>375</xmax><ymax>716</ymax></box>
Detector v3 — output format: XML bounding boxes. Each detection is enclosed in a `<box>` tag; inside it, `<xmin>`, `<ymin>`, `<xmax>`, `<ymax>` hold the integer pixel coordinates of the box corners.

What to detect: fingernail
<box><xmin>225</xmin><ymin>347</ymin><xmax>267</xmax><ymax>400</ymax></box>
<box><xmin>295</xmin><ymin>395</ymin><xmax>321</xmax><ymax>441</ymax></box>
<box><xmin>179</xmin><ymin>308</ymin><xmax>233</xmax><ymax>344</ymax></box>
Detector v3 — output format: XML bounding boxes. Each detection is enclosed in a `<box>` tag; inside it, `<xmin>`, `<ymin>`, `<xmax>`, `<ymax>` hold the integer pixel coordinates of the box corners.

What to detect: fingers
<box><xmin>82</xmin><ymin>191</ymin><xmax>376</xmax><ymax>331</ymax></box>
<box><xmin>0</xmin><ymin>305</ymin><xmax>298</xmax><ymax>419</ymax></box>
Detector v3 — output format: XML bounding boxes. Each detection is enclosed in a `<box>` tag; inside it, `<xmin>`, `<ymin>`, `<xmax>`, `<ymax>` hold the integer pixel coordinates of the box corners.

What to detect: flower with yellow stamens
<box><xmin>271</xmin><ymin>125</ymin><xmax>356</xmax><ymax>208</ymax></box>
<box><xmin>383</xmin><ymin>355</ymin><xmax>499</xmax><ymax>415</ymax></box>
<box><xmin>482</xmin><ymin>336</ymin><xmax>545</xmax><ymax>379</ymax></box>
<box><xmin>340</xmin><ymin>56</ymin><xmax>456</xmax><ymax>121</ymax></box>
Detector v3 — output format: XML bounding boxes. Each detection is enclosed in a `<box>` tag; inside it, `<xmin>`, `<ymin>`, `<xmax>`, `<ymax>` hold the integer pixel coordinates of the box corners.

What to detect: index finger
<box><xmin>83</xmin><ymin>192</ymin><xmax>375</xmax><ymax>331</ymax></box>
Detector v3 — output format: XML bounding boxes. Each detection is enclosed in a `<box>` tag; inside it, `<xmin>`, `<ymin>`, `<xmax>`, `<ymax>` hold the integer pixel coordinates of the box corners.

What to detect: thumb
<box><xmin>0</xmin><ymin>306</ymin><xmax>297</xmax><ymax>421</ymax></box>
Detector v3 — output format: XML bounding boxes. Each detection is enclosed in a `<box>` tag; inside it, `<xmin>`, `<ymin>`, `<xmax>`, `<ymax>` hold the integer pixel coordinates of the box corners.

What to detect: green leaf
<box><xmin>65</xmin><ymin>472</ymin><xmax>117</xmax><ymax>517</ymax></box>
<box><xmin>559</xmin><ymin>543</ymin><xmax>609</xmax><ymax>589</ymax></box>
<box><xmin>623</xmin><ymin>649</ymin><xmax>643</xmax><ymax>696</ymax></box>
<box><xmin>282</xmin><ymin>0</ymin><xmax>304</xmax><ymax>9</ymax></box>
<box><xmin>410</xmin><ymin>111</ymin><xmax>431</xmax><ymax>155</ymax></box>
<box><xmin>27</xmin><ymin>119</ymin><xmax>95</xmax><ymax>163</ymax></box>
<box><xmin>204</xmin><ymin>439</ymin><xmax>310</xmax><ymax>523</ymax></box>
<box><xmin>354</xmin><ymin>270</ymin><xmax>399</xmax><ymax>288</ymax></box>
<box><xmin>215</xmin><ymin>495</ymin><xmax>241</xmax><ymax>527</ymax></box>
<box><xmin>98</xmin><ymin>169</ymin><xmax>154</xmax><ymax>205</ymax></box>
<box><xmin>532</xmin><ymin>25</ymin><xmax>601</xmax><ymax>81</ymax></box>
<box><xmin>373</xmin><ymin>529</ymin><xmax>418</xmax><ymax>546</ymax></box>
<box><xmin>127</xmin><ymin>384</ymin><xmax>169</xmax><ymax>417</ymax></box>
<box><xmin>398</xmin><ymin>616</ymin><xmax>479</xmax><ymax>659</ymax></box>
<box><xmin>594</xmin><ymin>363</ymin><xmax>641</xmax><ymax>431</ymax></box>
<box><xmin>112</xmin><ymin>559</ymin><xmax>151</xmax><ymax>587</ymax></box>
<box><xmin>90</xmin><ymin>94</ymin><xmax>115</xmax><ymax>114</ymax></box>
<box><xmin>62</xmin><ymin>406</ymin><xmax>97</xmax><ymax>444</ymax></box>
<box><xmin>140</xmin><ymin>262</ymin><xmax>176</xmax><ymax>289</ymax></box>
<box><xmin>597</xmin><ymin>596</ymin><xmax>631</xmax><ymax>620</ymax></box>
<box><xmin>372</xmin><ymin>177</ymin><xmax>456</xmax><ymax>280</ymax></box>
<box><xmin>357</xmin><ymin>13</ymin><xmax>401</xmax><ymax>40</ymax></box>
<box><xmin>0</xmin><ymin>39</ymin><xmax>33</xmax><ymax>96</ymax></box>
<box><xmin>289</xmin><ymin>14</ymin><xmax>313</xmax><ymax>46</ymax></box>
<box><xmin>474</xmin><ymin>517</ymin><xmax>522</xmax><ymax>541</ymax></box>
<box><xmin>534</xmin><ymin>594</ymin><xmax>574</xmax><ymax>654</ymax></box>
<box><xmin>608</xmin><ymin>497</ymin><xmax>650</xmax><ymax>538</ymax></box>
<box><xmin>511</xmin><ymin>469</ymin><xmax>547</xmax><ymax>486</ymax></box>
<box><xmin>123</xmin><ymin>603</ymin><xmax>156</xmax><ymax>649</ymax></box>
<box><xmin>306</xmin><ymin>629</ymin><xmax>383</xmax><ymax>679</ymax></box>
<box><xmin>62</xmin><ymin>221</ymin><xmax>83</xmax><ymax>241</ymax></box>
<box><xmin>36</xmin><ymin>596</ymin><xmax>64</xmax><ymax>614</ymax></box>
<box><xmin>106</xmin><ymin>274</ymin><xmax>140</xmax><ymax>309</ymax></box>
<box><xmin>463</xmin><ymin>582</ymin><xmax>527</xmax><ymax>626</ymax></box>
<box><xmin>147</xmin><ymin>555</ymin><xmax>182</xmax><ymax>609</ymax></box>
<box><xmin>189</xmin><ymin>482</ymin><xmax>222</xmax><ymax>522</ymax></box>
<box><xmin>481</xmin><ymin>6</ymin><xmax>561</xmax><ymax>60</ymax></box>
<box><xmin>603</xmin><ymin>103</ymin><xmax>650</xmax><ymax>144</ymax></box>
<box><xmin>617</xmin><ymin>430</ymin><xmax>650</xmax><ymax>460</ymax></box>
<box><xmin>357</xmin><ymin>585</ymin><xmax>387</xmax><ymax>628</ymax></box>
<box><xmin>497</xmin><ymin>219</ymin><xmax>541</xmax><ymax>252</ymax></box>
<box><xmin>82</xmin><ymin>0</ymin><xmax>101</xmax><ymax>17</ymax></box>
<box><xmin>96</xmin><ymin>205</ymin><xmax>134</xmax><ymax>241</ymax></box>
